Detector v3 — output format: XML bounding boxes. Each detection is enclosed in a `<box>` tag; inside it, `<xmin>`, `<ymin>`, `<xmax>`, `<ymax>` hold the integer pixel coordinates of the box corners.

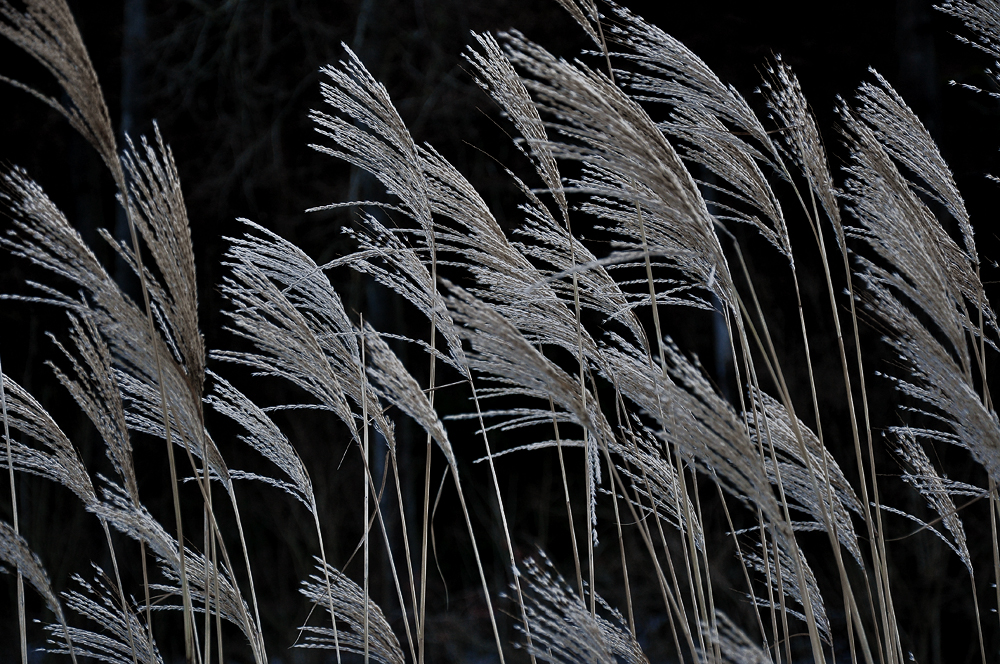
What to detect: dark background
<box><xmin>1</xmin><ymin>1</ymin><xmax>999</xmax><ymax>662</ymax></box>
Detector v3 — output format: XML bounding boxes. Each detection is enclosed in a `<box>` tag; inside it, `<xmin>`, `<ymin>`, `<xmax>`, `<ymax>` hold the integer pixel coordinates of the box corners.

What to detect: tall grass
<box><xmin>0</xmin><ymin>0</ymin><xmax>998</xmax><ymax>662</ymax></box>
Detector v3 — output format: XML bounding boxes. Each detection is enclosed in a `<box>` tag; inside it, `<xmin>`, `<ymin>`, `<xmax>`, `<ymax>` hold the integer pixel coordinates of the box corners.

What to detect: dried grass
<box><xmin>1</xmin><ymin>1</ymin><xmax>999</xmax><ymax>663</ymax></box>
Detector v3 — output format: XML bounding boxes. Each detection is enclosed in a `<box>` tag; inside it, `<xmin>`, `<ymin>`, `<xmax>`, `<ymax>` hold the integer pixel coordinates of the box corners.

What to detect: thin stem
<box><xmin>452</xmin><ymin>467</ymin><xmax>507</xmax><ymax>664</ymax></box>
<box><xmin>361</xmin><ymin>322</ymin><xmax>371</xmax><ymax>664</ymax></box>
<box><xmin>466</xmin><ymin>371</ymin><xmax>535</xmax><ymax>658</ymax></box>
<box><xmin>419</xmin><ymin>319</ymin><xmax>437</xmax><ymax>664</ymax></box>
<box><xmin>0</xmin><ymin>357</ymin><xmax>27</xmax><ymax>664</ymax></box>
<box><xmin>99</xmin><ymin>519</ymin><xmax>139</xmax><ymax>664</ymax></box>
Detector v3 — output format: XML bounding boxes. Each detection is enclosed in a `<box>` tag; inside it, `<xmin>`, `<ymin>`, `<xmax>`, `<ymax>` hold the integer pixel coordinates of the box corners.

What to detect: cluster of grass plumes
<box><xmin>1</xmin><ymin>0</ymin><xmax>999</xmax><ymax>662</ymax></box>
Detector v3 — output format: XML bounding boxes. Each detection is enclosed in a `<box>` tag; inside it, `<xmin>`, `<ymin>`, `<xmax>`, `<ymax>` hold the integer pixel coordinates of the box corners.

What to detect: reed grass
<box><xmin>0</xmin><ymin>0</ymin><xmax>998</xmax><ymax>662</ymax></box>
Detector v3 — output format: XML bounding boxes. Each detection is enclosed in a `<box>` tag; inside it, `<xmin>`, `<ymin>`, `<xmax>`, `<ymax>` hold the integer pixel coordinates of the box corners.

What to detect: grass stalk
<box><xmin>0</xmin><ymin>357</ymin><xmax>27</xmax><ymax>664</ymax></box>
